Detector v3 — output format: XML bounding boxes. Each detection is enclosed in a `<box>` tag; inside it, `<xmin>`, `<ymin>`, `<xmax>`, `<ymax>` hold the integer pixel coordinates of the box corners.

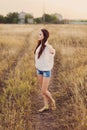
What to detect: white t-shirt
<box><xmin>35</xmin><ymin>41</ymin><xmax>55</xmax><ymax>71</ymax></box>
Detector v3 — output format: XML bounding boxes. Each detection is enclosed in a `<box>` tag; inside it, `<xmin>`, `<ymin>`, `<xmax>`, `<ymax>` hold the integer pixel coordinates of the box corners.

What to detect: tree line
<box><xmin>0</xmin><ymin>12</ymin><xmax>19</xmax><ymax>23</ymax></box>
<box><xmin>0</xmin><ymin>12</ymin><xmax>65</xmax><ymax>24</ymax></box>
<box><xmin>0</xmin><ymin>12</ymin><xmax>87</xmax><ymax>24</ymax></box>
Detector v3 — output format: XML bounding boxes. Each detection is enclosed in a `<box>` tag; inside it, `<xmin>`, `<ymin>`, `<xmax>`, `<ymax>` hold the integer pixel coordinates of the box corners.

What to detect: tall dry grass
<box><xmin>0</xmin><ymin>24</ymin><xmax>38</xmax><ymax>130</ymax></box>
<box><xmin>0</xmin><ymin>24</ymin><xmax>87</xmax><ymax>130</ymax></box>
<box><xmin>47</xmin><ymin>24</ymin><xmax>87</xmax><ymax>130</ymax></box>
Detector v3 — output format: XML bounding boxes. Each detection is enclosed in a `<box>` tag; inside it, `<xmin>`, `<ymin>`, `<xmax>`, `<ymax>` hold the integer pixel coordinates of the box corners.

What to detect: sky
<box><xmin>0</xmin><ymin>0</ymin><xmax>87</xmax><ymax>19</ymax></box>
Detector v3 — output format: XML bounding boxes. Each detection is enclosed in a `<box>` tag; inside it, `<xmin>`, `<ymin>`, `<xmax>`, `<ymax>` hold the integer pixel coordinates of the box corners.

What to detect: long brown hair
<box><xmin>34</xmin><ymin>29</ymin><xmax>49</xmax><ymax>59</ymax></box>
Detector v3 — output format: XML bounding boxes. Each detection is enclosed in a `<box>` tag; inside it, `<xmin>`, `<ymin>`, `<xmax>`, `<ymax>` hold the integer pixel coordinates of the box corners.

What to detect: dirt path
<box><xmin>29</xmin><ymin>53</ymin><xmax>63</xmax><ymax>130</ymax></box>
<box><xmin>1</xmin><ymin>27</ymin><xmax>85</xmax><ymax>130</ymax></box>
<box><xmin>29</xmin><ymin>47</ymin><xmax>86</xmax><ymax>130</ymax></box>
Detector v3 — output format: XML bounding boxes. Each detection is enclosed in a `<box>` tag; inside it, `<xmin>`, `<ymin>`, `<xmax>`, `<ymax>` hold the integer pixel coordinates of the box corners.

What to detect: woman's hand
<box><xmin>50</xmin><ymin>47</ymin><xmax>55</xmax><ymax>54</ymax></box>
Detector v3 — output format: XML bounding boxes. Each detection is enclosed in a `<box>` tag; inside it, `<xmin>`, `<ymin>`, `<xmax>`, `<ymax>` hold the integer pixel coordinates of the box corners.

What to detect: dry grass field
<box><xmin>0</xmin><ymin>24</ymin><xmax>87</xmax><ymax>130</ymax></box>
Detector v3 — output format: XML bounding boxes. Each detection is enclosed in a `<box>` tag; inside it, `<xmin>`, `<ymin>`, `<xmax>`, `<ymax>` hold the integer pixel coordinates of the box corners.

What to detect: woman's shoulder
<box><xmin>46</xmin><ymin>43</ymin><xmax>55</xmax><ymax>50</ymax></box>
<box><xmin>45</xmin><ymin>42</ymin><xmax>53</xmax><ymax>48</ymax></box>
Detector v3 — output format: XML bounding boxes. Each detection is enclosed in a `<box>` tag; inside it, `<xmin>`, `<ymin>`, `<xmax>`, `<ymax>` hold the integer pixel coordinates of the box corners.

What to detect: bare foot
<box><xmin>38</xmin><ymin>106</ymin><xmax>49</xmax><ymax>112</ymax></box>
<box><xmin>51</xmin><ymin>100</ymin><xmax>56</xmax><ymax>110</ymax></box>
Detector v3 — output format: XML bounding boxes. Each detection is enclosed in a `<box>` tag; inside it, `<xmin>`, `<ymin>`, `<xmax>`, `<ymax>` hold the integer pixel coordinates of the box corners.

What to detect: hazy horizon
<box><xmin>0</xmin><ymin>0</ymin><xmax>87</xmax><ymax>19</ymax></box>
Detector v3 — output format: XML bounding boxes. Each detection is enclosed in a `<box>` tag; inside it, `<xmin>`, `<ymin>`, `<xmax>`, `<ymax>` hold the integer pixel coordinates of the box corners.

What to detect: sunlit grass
<box><xmin>0</xmin><ymin>24</ymin><xmax>87</xmax><ymax>130</ymax></box>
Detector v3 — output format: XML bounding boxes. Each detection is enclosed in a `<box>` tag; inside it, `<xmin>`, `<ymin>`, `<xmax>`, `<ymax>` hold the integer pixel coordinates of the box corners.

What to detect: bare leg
<box><xmin>37</xmin><ymin>74</ymin><xmax>49</xmax><ymax>107</ymax></box>
<box><xmin>37</xmin><ymin>74</ymin><xmax>43</xmax><ymax>88</ymax></box>
<box><xmin>41</xmin><ymin>77</ymin><xmax>56</xmax><ymax>110</ymax></box>
<box><xmin>42</xmin><ymin>77</ymin><xmax>54</xmax><ymax>103</ymax></box>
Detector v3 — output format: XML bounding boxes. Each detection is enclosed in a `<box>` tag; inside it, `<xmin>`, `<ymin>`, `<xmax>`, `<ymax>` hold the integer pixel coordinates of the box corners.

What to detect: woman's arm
<box><xmin>46</xmin><ymin>44</ymin><xmax>55</xmax><ymax>55</ymax></box>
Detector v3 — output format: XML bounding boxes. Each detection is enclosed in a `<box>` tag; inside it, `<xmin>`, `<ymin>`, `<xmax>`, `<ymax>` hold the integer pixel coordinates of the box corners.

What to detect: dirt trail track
<box><xmin>0</xmin><ymin>27</ymin><xmax>61</xmax><ymax>130</ymax></box>
<box><xmin>1</xmin><ymin>27</ymin><xmax>86</xmax><ymax>130</ymax></box>
<box><xmin>30</xmin><ymin>52</ymin><xmax>64</xmax><ymax>130</ymax></box>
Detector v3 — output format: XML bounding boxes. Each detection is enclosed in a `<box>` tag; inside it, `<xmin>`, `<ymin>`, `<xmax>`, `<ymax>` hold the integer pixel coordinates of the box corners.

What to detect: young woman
<box><xmin>34</xmin><ymin>29</ymin><xmax>56</xmax><ymax>112</ymax></box>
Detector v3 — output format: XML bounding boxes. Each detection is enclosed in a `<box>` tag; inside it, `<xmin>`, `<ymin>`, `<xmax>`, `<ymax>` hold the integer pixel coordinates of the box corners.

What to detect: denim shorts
<box><xmin>36</xmin><ymin>69</ymin><xmax>51</xmax><ymax>77</ymax></box>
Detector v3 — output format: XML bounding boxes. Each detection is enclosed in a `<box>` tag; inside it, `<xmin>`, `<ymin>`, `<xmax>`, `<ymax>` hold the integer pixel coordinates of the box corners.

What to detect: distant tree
<box><xmin>34</xmin><ymin>17</ymin><xmax>42</xmax><ymax>24</ymax></box>
<box><xmin>25</xmin><ymin>14</ymin><xmax>33</xmax><ymax>23</ymax></box>
<box><xmin>42</xmin><ymin>14</ymin><xmax>51</xmax><ymax>23</ymax></box>
<box><xmin>34</xmin><ymin>13</ymin><xmax>61</xmax><ymax>24</ymax></box>
<box><xmin>0</xmin><ymin>15</ymin><xmax>4</xmax><ymax>23</ymax></box>
<box><xmin>80</xmin><ymin>19</ymin><xmax>87</xmax><ymax>22</ymax></box>
<box><xmin>5</xmin><ymin>12</ymin><xmax>19</xmax><ymax>23</ymax></box>
<box><xmin>50</xmin><ymin>14</ymin><xmax>59</xmax><ymax>23</ymax></box>
<box><xmin>42</xmin><ymin>14</ymin><xmax>59</xmax><ymax>24</ymax></box>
